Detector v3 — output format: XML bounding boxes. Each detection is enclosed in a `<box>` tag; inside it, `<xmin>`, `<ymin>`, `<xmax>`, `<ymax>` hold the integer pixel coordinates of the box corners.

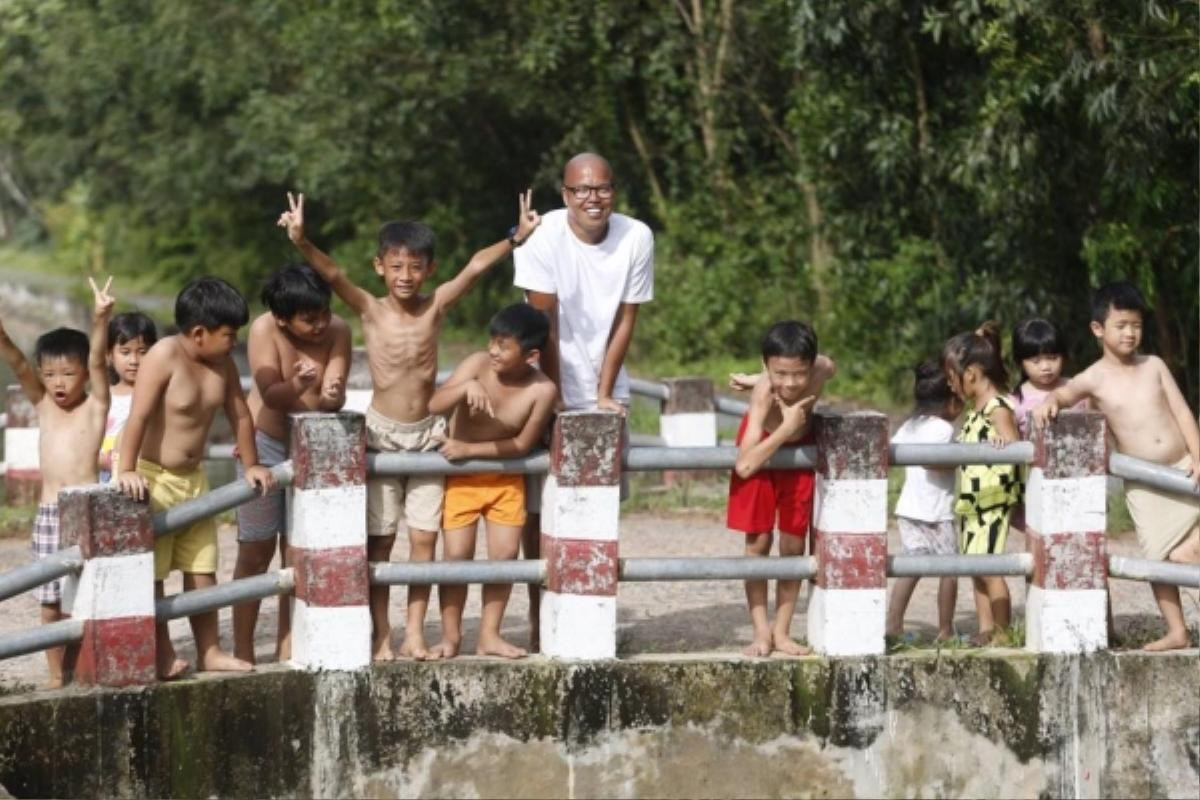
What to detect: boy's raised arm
<box><xmin>0</xmin><ymin>317</ymin><xmax>43</xmax><ymax>405</ymax></box>
<box><xmin>278</xmin><ymin>193</ymin><xmax>374</xmax><ymax>316</ymax></box>
<box><xmin>87</xmin><ymin>276</ymin><xmax>115</xmax><ymax>409</ymax></box>
<box><xmin>435</xmin><ymin>189</ymin><xmax>541</xmax><ymax>311</ymax></box>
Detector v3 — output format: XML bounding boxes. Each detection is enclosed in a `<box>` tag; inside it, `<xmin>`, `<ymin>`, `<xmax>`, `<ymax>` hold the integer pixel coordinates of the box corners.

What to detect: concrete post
<box><xmin>1024</xmin><ymin>410</ymin><xmax>1108</xmax><ymax>653</ymax></box>
<box><xmin>540</xmin><ymin>411</ymin><xmax>623</xmax><ymax>659</ymax></box>
<box><xmin>288</xmin><ymin>412</ymin><xmax>371</xmax><ymax>670</ymax></box>
<box><xmin>808</xmin><ymin>411</ymin><xmax>889</xmax><ymax>655</ymax></box>
<box><xmin>659</xmin><ymin>378</ymin><xmax>717</xmax><ymax>447</ymax></box>
<box><xmin>4</xmin><ymin>385</ymin><xmax>39</xmax><ymax>506</ymax></box>
<box><xmin>58</xmin><ymin>485</ymin><xmax>156</xmax><ymax>686</ymax></box>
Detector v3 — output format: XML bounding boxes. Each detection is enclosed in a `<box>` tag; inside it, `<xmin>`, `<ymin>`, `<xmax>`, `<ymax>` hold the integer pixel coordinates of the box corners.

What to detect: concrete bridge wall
<box><xmin>0</xmin><ymin>652</ymin><xmax>1197</xmax><ymax>798</ymax></box>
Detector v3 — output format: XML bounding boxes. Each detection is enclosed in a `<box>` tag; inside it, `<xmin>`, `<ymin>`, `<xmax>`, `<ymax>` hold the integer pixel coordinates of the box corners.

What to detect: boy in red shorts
<box><xmin>728</xmin><ymin>321</ymin><xmax>835</xmax><ymax>656</ymax></box>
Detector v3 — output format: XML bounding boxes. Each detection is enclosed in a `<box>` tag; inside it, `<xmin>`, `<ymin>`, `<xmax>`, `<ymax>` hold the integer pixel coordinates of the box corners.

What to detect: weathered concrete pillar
<box><xmin>1024</xmin><ymin>410</ymin><xmax>1108</xmax><ymax>653</ymax></box>
<box><xmin>288</xmin><ymin>412</ymin><xmax>371</xmax><ymax>670</ymax></box>
<box><xmin>59</xmin><ymin>484</ymin><xmax>156</xmax><ymax>686</ymax></box>
<box><xmin>4</xmin><ymin>385</ymin><xmax>39</xmax><ymax>506</ymax></box>
<box><xmin>808</xmin><ymin>411</ymin><xmax>889</xmax><ymax>655</ymax></box>
<box><xmin>540</xmin><ymin>411</ymin><xmax>623</xmax><ymax>659</ymax></box>
<box><xmin>659</xmin><ymin>378</ymin><xmax>717</xmax><ymax>448</ymax></box>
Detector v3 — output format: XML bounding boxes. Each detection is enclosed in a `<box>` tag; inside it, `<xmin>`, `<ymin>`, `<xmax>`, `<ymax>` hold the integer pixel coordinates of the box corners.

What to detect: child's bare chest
<box><xmin>1093</xmin><ymin>365</ymin><xmax>1165</xmax><ymax>422</ymax></box>
<box><xmin>38</xmin><ymin>401</ymin><xmax>103</xmax><ymax>450</ymax></box>
<box><xmin>164</xmin><ymin>364</ymin><xmax>226</xmax><ymax>417</ymax></box>
<box><xmin>364</xmin><ymin>305</ymin><xmax>439</xmax><ymax>372</ymax></box>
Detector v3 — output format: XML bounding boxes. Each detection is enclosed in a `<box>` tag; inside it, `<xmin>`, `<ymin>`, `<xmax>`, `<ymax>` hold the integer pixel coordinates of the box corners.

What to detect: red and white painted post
<box><xmin>1024</xmin><ymin>410</ymin><xmax>1108</xmax><ymax>653</ymax></box>
<box><xmin>4</xmin><ymin>385</ymin><xmax>39</xmax><ymax>506</ymax></box>
<box><xmin>660</xmin><ymin>378</ymin><xmax>717</xmax><ymax>448</ymax></box>
<box><xmin>540</xmin><ymin>411</ymin><xmax>623</xmax><ymax>659</ymax></box>
<box><xmin>808</xmin><ymin>411</ymin><xmax>890</xmax><ymax>656</ymax></box>
<box><xmin>59</xmin><ymin>484</ymin><xmax>156</xmax><ymax>686</ymax></box>
<box><xmin>288</xmin><ymin>412</ymin><xmax>371</xmax><ymax>670</ymax></box>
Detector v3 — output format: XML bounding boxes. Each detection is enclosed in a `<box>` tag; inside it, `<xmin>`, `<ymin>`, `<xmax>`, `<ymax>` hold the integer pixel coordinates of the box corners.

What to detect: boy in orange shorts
<box><xmin>428</xmin><ymin>303</ymin><xmax>557</xmax><ymax>658</ymax></box>
<box><xmin>728</xmin><ymin>321</ymin><xmax>835</xmax><ymax>657</ymax></box>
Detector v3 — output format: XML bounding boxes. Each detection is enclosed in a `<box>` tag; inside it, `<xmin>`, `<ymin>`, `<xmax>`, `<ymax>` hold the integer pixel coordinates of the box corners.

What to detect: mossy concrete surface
<box><xmin>0</xmin><ymin>651</ymin><xmax>1196</xmax><ymax>798</ymax></box>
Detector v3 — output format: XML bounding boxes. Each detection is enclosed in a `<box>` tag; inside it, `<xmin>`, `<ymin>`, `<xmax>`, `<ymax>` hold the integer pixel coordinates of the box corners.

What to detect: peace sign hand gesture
<box><xmin>277</xmin><ymin>192</ymin><xmax>305</xmax><ymax>244</ymax></box>
<box><xmin>514</xmin><ymin>188</ymin><xmax>541</xmax><ymax>243</ymax></box>
<box><xmin>89</xmin><ymin>275</ymin><xmax>115</xmax><ymax>319</ymax></box>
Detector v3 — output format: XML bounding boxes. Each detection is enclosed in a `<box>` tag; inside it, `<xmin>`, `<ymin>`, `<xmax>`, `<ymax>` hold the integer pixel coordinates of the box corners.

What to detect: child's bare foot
<box><xmin>970</xmin><ymin>630</ymin><xmax>994</xmax><ymax>647</ymax></box>
<box><xmin>477</xmin><ymin>634</ymin><xmax>527</xmax><ymax>659</ymax></box>
<box><xmin>989</xmin><ymin>629</ymin><xmax>1014</xmax><ymax>647</ymax></box>
<box><xmin>43</xmin><ymin>676</ymin><xmax>64</xmax><ymax>690</ymax></box>
<box><xmin>373</xmin><ymin>633</ymin><xmax>396</xmax><ymax>662</ymax></box>
<box><xmin>1143</xmin><ymin>631</ymin><xmax>1191</xmax><ymax>652</ymax></box>
<box><xmin>398</xmin><ymin>634</ymin><xmax>428</xmax><ymax>660</ymax></box>
<box><xmin>773</xmin><ymin>635</ymin><xmax>811</xmax><ymax>656</ymax></box>
<box><xmin>199</xmin><ymin>650</ymin><xmax>253</xmax><ymax>673</ymax></box>
<box><xmin>157</xmin><ymin>640</ymin><xmax>190</xmax><ymax>681</ymax></box>
<box><xmin>428</xmin><ymin>639</ymin><xmax>460</xmax><ymax>660</ymax></box>
<box><xmin>276</xmin><ymin>641</ymin><xmax>291</xmax><ymax>662</ymax></box>
<box><xmin>743</xmin><ymin>635</ymin><xmax>773</xmax><ymax>657</ymax></box>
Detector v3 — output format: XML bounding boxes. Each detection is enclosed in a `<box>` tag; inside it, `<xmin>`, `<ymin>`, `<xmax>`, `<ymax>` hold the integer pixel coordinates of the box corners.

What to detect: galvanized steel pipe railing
<box><xmin>1108</xmin><ymin>453</ymin><xmax>1200</xmax><ymax>500</ymax></box>
<box><xmin>156</xmin><ymin>569</ymin><xmax>295</xmax><ymax>621</ymax></box>
<box><xmin>889</xmin><ymin>553</ymin><xmax>1034</xmax><ymax>578</ymax></box>
<box><xmin>0</xmin><ymin>618</ymin><xmax>84</xmax><ymax>661</ymax></box>
<box><xmin>368</xmin><ymin>450</ymin><xmax>550</xmax><ymax>478</ymax></box>
<box><xmin>153</xmin><ymin>461</ymin><xmax>294</xmax><ymax>537</ymax></box>
<box><xmin>0</xmin><ymin>546</ymin><xmax>84</xmax><ymax>603</ymax></box>
<box><xmin>371</xmin><ymin>559</ymin><xmax>545</xmax><ymax>586</ymax></box>
<box><xmin>1107</xmin><ymin>555</ymin><xmax>1200</xmax><ymax>588</ymax></box>
<box><xmin>620</xmin><ymin>556</ymin><xmax>815</xmax><ymax>582</ymax></box>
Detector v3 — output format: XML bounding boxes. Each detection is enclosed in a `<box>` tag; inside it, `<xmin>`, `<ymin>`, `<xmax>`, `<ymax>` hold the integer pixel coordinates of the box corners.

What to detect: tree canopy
<box><xmin>1</xmin><ymin>0</ymin><xmax>1195</xmax><ymax>406</ymax></box>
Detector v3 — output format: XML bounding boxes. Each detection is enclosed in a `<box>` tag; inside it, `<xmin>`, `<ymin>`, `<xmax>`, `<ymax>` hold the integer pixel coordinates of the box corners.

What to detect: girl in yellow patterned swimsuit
<box><xmin>943</xmin><ymin>322</ymin><xmax>1021</xmax><ymax>645</ymax></box>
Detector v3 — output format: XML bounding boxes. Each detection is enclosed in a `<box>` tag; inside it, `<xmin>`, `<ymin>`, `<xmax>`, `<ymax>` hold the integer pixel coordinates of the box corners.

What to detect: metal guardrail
<box><xmin>153</xmin><ymin>461</ymin><xmax>294</xmax><ymax>537</ymax></box>
<box><xmin>1108</xmin><ymin>555</ymin><xmax>1200</xmax><ymax>588</ymax></box>
<box><xmin>1108</xmin><ymin>453</ymin><xmax>1200</xmax><ymax>499</ymax></box>
<box><xmin>0</xmin><ymin>618</ymin><xmax>84</xmax><ymax>661</ymax></box>
<box><xmin>156</xmin><ymin>569</ymin><xmax>295</xmax><ymax>621</ymax></box>
<box><xmin>621</xmin><ymin>556</ymin><xmax>814</xmax><ymax>582</ymax></box>
<box><xmin>889</xmin><ymin>553</ymin><xmax>1033</xmax><ymax>578</ymax></box>
<box><xmin>371</xmin><ymin>560</ymin><xmax>545</xmax><ymax>586</ymax></box>
<box><xmin>0</xmin><ymin>546</ymin><xmax>84</xmax><ymax>603</ymax></box>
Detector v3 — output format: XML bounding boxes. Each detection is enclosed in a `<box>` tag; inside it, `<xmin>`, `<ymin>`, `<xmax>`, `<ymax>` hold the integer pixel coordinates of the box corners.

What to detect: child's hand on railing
<box><xmin>117</xmin><ymin>471</ymin><xmax>148</xmax><ymax>502</ymax></box>
<box><xmin>1031</xmin><ymin>397</ymin><xmax>1058</xmax><ymax>430</ymax></box>
<box><xmin>987</xmin><ymin>434</ymin><xmax>1015</xmax><ymax>448</ymax></box>
<box><xmin>438</xmin><ymin>437</ymin><xmax>471</xmax><ymax>462</ymax></box>
<box><xmin>244</xmin><ymin>464</ymin><xmax>276</xmax><ymax>493</ymax></box>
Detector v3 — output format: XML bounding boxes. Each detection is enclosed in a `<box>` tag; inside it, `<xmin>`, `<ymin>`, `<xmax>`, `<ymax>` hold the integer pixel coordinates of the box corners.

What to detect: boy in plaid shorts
<box><xmin>0</xmin><ymin>277</ymin><xmax>116</xmax><ymax>686</ymax></box>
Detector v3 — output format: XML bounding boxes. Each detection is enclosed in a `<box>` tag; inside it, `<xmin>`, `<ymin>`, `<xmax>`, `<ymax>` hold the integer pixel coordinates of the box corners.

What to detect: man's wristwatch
<box><xmin>507</xmin><ymin>225</ymin><xmax>525</xmax><ymax>248</ymax></box>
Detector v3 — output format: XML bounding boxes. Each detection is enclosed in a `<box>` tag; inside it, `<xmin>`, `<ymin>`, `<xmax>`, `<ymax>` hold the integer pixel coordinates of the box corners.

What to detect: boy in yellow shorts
<box><xmin>428</xmin><ymin>303</ymin><xmax>557</xmax><ymax>658</ymax></box>
<box><xmin>117</xmin><ymin>277</ymin><xmax>275</xmax><ymax>678</ymax></box>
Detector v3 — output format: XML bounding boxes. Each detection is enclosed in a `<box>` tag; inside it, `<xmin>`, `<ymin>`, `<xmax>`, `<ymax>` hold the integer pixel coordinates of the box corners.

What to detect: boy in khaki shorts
<box><xmin>278</xmin><ymin>190</ymin><xmax>542</xmax><ymax>660</ymax></box>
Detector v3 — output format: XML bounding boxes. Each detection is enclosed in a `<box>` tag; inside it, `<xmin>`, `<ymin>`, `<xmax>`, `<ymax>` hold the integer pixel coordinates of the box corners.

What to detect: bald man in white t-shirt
<box><xmin>513</xmin><ymin>152</ymin><xmax>654</xmax><ymax>650</ymax></box>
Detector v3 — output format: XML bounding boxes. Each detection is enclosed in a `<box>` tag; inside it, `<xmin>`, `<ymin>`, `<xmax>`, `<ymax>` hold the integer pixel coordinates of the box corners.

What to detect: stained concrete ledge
<box><xmin>0</xmin><ymin>651</ymin><xmax>1196</xmax><ymax>799</ymax></box>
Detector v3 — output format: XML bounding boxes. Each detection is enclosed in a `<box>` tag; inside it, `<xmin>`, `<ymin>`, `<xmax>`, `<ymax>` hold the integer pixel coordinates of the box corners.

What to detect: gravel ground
<box><xmin>1</xmin><ymin>508</ymin><xmax>1196</xmax><ymax>693</ymax></box>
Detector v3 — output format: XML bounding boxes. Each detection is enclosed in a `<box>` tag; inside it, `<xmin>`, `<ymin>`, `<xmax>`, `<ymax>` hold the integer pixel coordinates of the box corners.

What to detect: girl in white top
<box><xmin>887</xmin><ymin>359</ymin><xmax>964</xmax><ymax>643</ymax></box>
<box><xmin>99</xmin><ymin>312</ymin><xmax>157</xmax><ymax>482</ymax></box>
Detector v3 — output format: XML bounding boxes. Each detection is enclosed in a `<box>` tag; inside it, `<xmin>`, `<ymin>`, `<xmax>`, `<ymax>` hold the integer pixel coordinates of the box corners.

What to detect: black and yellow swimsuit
<box><xmin>954</xmin><ymin>395</ymin><xmax>1022</xmax><ymax>555</ymax></box>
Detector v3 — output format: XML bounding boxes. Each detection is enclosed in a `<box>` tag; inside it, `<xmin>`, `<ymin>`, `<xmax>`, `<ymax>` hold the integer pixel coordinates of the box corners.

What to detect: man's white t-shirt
<box><xmin>514</xmin><ymin>208</ymin><xmax>654</xmax><ymax>409</ymax></box>
<box><xmin>892</xmin><ymin>415</ymin><xmax>956</xmax><ymax>522</ymax></box>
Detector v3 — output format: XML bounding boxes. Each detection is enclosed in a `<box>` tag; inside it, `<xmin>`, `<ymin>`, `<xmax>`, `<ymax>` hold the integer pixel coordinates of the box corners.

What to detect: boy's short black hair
<box><xmin>108</xmin><ymin>312</ymin><xmax>158</xmax><ymax>350</ymax></box>
<box><xmin>761</xmin><ymin>320</ymin><xmax>818</xmax><ymax>362</ymax></box>
<box><xmin>35</xmin><ymin>328</ymin><xmax>89</xmax><ymax>367</ymax></box>
<box><xmin>1092</xmin><ymin>281</ymin><xmax>1147</xmax><ymax>324</ymax></box>
<box><xmin>261</xmin><ymin>263</ymin><xmax>332</xmax><ymax>319</ymax></box>
<box><xmin>175</xmin><ymin>277</ymin><xmax>250</xmax><ymax>333</ymax></box>
<box><xmin>912</xmin><ymin>358</ymin><xmax>952</xmax><ymax>416</ymax></box>
<box><xmin>489</xmin><ymin>303</ymin><xmax>549</xmax><ymax>354</ymax></box>
<box><xmin>377</xmin><ymin>220</ymin><xmax>436</xmax><ymax>261</ymax></box>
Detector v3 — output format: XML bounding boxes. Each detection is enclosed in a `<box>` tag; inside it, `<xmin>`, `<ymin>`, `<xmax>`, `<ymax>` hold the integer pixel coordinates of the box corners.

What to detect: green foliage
<box><xmin>0</xmin><ymin>0</ymin><xmax>1194</xmax><ymax>406</ymax></box>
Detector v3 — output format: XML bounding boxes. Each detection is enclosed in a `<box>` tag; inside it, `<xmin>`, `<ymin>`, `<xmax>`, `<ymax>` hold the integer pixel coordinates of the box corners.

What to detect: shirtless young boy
<box><xmin>0</xmin><ymin>277</ymin><xmax>114</xmax><ymax>686</ymax></box>
<box><xmin>728</xmin><ymin>321</ymin><xmax>836</xmax><ymax>657</ymax></box>
<box><xmin>117</xmin><ymin>277</ymin><xmax>275</xmax><ymax>678</ymax></box>
<box><xmin>278</xmin><ymin>190</ymin><xmax>541</xmax><ymax>661</ymax></box>
<box><xmin>232</xmin><ymin>264</ymin><xmax>351</xmax><ymax>663</ymax></box>
<box><xmin>428</xmin><ymin>303</ymin><xmax>557</xmax><ymax>659</ymax></box>
<box><xmin>1034</xmin><ymin>281</ymin><xmax>1200</xmax><ymax>651</ymax></box>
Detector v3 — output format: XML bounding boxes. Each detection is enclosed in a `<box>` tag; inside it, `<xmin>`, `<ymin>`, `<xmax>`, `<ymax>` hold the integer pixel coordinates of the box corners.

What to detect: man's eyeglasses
<box><xmin>563</xmin><ymin>183</ymin><xmax>615</xmax><ymax>200</ymax></box>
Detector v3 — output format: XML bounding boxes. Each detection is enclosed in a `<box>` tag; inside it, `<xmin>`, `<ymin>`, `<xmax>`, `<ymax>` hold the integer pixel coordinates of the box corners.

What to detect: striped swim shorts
<box><xmin>31</xmin><ymin>503</ymin><xmax>62</xmax><ymax>604</ymax></box>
